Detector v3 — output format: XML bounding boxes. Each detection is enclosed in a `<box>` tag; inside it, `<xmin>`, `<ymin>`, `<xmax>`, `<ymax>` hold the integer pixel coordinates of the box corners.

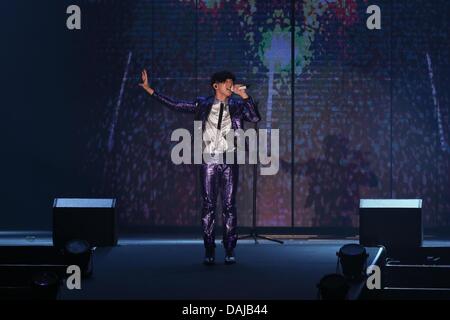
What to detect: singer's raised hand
<box><xmin>232</xmin><ymin>84</ymin><xmax>249</xmax><ymax>99</ymax></box>
<box><xmin>139</xmin><ymin>69</ymin><xmax>154</xmax><ymax>95</ymax></box>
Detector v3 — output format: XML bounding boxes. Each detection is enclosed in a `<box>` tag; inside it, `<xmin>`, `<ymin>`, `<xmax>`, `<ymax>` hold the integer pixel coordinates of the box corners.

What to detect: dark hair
<box><xmin>210</xmin><ymin>70</ymin><xmax>236</xmax><ymax>88</ymax></box>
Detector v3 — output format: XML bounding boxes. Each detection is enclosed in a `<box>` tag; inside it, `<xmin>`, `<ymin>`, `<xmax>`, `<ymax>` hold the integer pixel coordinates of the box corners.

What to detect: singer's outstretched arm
<box><xmin>139</xmin><ymin>69</ymin><xmax>199</xmax><ymax>113</ymax></box>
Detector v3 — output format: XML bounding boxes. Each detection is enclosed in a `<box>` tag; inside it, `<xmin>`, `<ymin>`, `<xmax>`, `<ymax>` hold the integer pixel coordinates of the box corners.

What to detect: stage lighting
<box><xmin>317</xmin><ymin>273</ymin><xmax>349</xmax><ymax>300</ymax></box>
<box><xmin>336</xmin><ymin>244</ymin><xmax>369</xmax><ymax>279</ymax></box>
<box><xmin>63</xmin><ymin>239</ymin><xmax>93</xmax><ymax>277</ymax></box>
<box><xmin>31</xmin><ymin>272</ymin><xmax>60</xmax><ymax>300</ymax></box>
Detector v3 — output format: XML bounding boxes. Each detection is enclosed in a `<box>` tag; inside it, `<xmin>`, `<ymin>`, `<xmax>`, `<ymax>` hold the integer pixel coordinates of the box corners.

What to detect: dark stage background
<box><xmin>2</xmin><ymin>0</ymin><xmax>450</xmax><ymax>231</ymax></box>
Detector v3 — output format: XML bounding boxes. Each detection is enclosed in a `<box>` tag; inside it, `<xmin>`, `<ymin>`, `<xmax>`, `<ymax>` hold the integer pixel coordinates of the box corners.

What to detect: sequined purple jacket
<box><xmin>150</xmin><ymin>90</ymin><xmax>261</xmax><ymax>132</ymax></box>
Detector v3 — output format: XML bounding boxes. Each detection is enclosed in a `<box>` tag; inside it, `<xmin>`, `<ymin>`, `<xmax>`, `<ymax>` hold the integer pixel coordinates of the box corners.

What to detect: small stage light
<box><xmin>317</xmin><ymin>273</ymin><xmax>349</xmax><ymax>300</ymax></box>
<box><xmin>337</xmin><ymin>244</ymin><xmax>369</xmax><ymax>279</ymax></box>
<box><xmin>31</xmin><ymin>272</ymin><xmax>60</xmax><ymax>300</ymax></box>
<box><xmin>64</xmin><ymin>239</ymin><xmax>94</xmax><ymax>277</ymax></box>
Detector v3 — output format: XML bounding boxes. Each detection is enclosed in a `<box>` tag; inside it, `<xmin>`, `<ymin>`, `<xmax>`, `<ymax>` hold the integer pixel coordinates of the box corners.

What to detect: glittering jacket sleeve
<box><xmin>150</xmin><ymin>90</ymin><xmax>200</xmax><ymax>114</ymax></box>
<box><xmin>241</xmin><ymin>96</ymin><xmax>261</xmax><ymax>123</ymax></box>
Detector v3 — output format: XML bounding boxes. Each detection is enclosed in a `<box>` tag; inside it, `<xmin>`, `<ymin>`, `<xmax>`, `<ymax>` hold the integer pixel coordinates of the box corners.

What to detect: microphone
<box><xmin>229</xmin><ymin>84</ymin><xmax>251</xmax><ymax>93</ymax></box>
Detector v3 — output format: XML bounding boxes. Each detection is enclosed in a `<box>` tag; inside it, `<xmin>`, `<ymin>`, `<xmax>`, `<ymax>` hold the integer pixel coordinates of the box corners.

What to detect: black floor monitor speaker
<box><xmin>359</xmin><ymin>199</ymin><xmax>422</xmax><ymax>250</ymax></box>
<box><xmin>53</xmin><ymin>198</ymin><xmax>117</xmax><ymax>247</ymax></box>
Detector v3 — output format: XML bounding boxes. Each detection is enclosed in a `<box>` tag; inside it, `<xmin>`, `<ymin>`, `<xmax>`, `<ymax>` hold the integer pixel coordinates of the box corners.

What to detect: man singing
<box><xmin>139</xmin><ymin>69</ymin><xmax>260</xmax><ymax>265</ymax></box>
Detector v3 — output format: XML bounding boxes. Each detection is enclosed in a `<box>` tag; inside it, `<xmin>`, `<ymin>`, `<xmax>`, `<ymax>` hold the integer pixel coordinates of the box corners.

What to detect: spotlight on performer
<box><xmin>64</xmin><ymin>239</ymin><xmax>94</xmax><ymax>278</ymax></box>
<box><xmin>336</xmin><ymin>244</ymin><xmax>369</xmax><ymax>280</ymax></box>
<box><xmin>317</xmin><ymin>273</ymin><xmax>349</xmax><ymax>300</ymax></box>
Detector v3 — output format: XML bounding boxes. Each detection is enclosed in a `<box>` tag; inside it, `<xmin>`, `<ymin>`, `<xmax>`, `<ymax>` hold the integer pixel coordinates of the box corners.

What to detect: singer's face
<box><xmin>215</xmin><ymin>79</ymin><xmax>234</xmax><ymax>97</ymax></box>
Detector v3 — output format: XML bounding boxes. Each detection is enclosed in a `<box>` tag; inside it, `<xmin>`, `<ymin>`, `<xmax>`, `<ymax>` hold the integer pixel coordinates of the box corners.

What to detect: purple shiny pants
<box><xmin>200</xmin><ymin>162</ymin><xmax>239</xmax><ymax>251</ymax></box>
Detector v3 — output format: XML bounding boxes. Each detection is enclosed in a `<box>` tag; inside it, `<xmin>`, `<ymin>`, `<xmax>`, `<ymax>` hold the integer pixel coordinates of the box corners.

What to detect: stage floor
<box><xmin>54</xmin><ymin>239</ymin><xmax>378</xmax><ymax>300</ymax></box>
<box><xmin>1</xmin><ymin>233</ymin><xmax>449</xmax><ymax>300</ymax></box>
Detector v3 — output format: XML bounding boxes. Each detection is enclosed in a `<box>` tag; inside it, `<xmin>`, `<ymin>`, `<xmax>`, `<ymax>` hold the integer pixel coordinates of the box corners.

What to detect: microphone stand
<box><xmin>238</xmin><ymin>122</ymin><xmax>283</xmax><ymax>244</ymax></box>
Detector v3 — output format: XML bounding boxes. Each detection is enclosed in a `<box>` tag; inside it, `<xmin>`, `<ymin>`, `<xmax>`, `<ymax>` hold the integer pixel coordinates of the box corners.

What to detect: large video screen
<box><xmin>4</xmin><ymin>0</ymin><xmax>450</xmax><ymax>230</ymax></box>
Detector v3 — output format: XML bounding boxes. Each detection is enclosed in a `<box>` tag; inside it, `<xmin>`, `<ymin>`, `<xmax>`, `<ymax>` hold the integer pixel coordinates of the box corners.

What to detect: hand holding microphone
<box><xmin>230</xmin><ymin>83</ymin><xmax>250</xmax><ymax>99</ymax></box>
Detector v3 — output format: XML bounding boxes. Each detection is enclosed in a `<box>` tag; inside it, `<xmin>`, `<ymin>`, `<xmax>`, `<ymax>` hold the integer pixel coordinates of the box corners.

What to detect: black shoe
<box><xmin>224</xmin><ymin>250</ymin><xmax>236</xmax><ymax>265</ymax></box>
<box><xmin>203</xmin><ymin>247</ymin><xmax>215</xmax><ymax>266</ymax></box>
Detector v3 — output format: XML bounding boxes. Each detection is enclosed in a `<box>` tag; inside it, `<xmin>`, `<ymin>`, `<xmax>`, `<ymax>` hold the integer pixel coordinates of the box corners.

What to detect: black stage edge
<box><xmin>118</xmin><ymin>226</ymin><xmax>450</xmax><ymax>240</ymax></box>
<box><xmin>119</xmin><ymin>226</ymin><xmax>360</xmax><ymax>239</ymax></box>
<box><xmin>4</xmin><ymin>227</ymin><xmax>450</xmax><ymax>240</ymax></box>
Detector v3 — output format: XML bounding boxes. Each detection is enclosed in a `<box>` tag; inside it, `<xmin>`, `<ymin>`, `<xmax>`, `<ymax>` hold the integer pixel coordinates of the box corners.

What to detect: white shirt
<box><xmin>203</xmin><ymin>99</ymin><xmax>232</xmax><ymax>156</ymax></box>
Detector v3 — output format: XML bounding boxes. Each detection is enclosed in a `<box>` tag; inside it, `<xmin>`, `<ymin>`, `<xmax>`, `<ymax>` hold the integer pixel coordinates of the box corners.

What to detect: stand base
<box><xmin>238</xmin><ymin>231</ymin><xmax>284</xmax><ymax>244</ymax></box>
